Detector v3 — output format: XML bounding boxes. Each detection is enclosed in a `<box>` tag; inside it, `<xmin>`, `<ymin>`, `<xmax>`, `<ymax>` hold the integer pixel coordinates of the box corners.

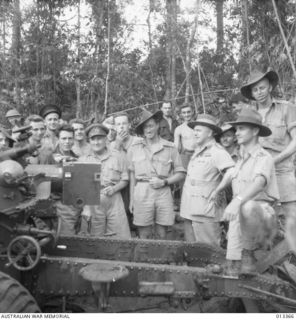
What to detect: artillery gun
<box><xmin>0</xmin><ymin>148</ymin><xmax>296</xmax><ymax>313</ymax></box>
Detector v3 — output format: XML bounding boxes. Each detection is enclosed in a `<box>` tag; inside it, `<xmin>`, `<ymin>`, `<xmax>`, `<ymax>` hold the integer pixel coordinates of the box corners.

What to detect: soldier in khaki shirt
<box><xmin>180</xmin><ymin>114</ymin><xmax>234</xmax><ymax>245</ymax></box>
<box><xmin>79</xmin><ymin>123</ymin><xmax>131</xmax><ymax>239</ymax></box>
<box><xmin>39</xmin><ymin>104</ymin><xmax>61</xmax><ymax>152</ymax></box>
<box><xmin>211</xmin><ymin>108</ymin><xmax>279</xmax><ymax>275</ymax></box>
<box><xmin>241</xmin><ymin>69</ymin><xmax>296</xmax><ymax>252</ymax></box>
<box><xmin>128</xmin><ymin>109</ymin><xmax>186</xmax><ymax>239</ymax></box>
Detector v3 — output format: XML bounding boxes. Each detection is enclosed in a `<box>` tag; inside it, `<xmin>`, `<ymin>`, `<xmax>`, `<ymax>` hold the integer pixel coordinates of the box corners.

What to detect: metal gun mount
<box><xmin>0</xmin><ymin>160</ymin><xmax>296</xmax><ymax>312</ymax></box>
<box><xmin>25</xmin><ymin>161</ymin><xmax>101</xmax><ymax>208</ymax></box>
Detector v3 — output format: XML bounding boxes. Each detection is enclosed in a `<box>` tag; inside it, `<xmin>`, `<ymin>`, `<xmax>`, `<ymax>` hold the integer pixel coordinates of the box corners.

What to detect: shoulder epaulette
<box><xmin>161</xmin><ymin>139</ymin><xmax>175</xmax><ymax>148</ymax></box>
<box><xmin>131</xmin><ymin>138</ymin><xmax>144</xmax><ymax>146</ymax></box>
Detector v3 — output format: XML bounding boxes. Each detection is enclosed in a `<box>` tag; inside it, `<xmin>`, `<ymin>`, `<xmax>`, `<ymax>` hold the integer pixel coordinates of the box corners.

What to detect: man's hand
<box><xmin>117</xmin><ymin>131</ymin><xmax>129</xmax><ymax>144</ymax></box>
<box><xmin>149</xmin><ymin>177</ymin><xmax>165</xmax><ymax>189</ymax></box>
<box><xmin>81</xmin><ymin>209</ymin><xmax>91</xmax><ymax>222</ymax></box>
<box><xmin>102</xmin><ymin>186</ymin><xmax>115</xmax><ymax>196</ymax></box>
<box><xmin>223</xmin><ymin>197</ymin><xmax>242</xmax><ymax>221</ymax></box>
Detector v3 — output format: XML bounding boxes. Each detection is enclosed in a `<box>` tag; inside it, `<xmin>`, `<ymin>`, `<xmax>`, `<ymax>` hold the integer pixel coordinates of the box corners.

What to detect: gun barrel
<box><xmin>0</xmin><ymin>144</ymin><xmax>37</xmax><ymax>161</ymax></box>
<box><xmin>25</xmin><ymin>165</ymin><xmax>63</xmax><ymax>180</ymax></box>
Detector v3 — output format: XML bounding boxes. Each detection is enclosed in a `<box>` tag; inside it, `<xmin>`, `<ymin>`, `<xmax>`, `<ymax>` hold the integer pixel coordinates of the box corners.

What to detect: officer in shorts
<box><xmin>128</xmin><ymin>109</ymin><xmax>186</xmax><ymax>239</ymax></box>
<box><xmin>80</xmin><ymin>123</ymin><xmax>131</xmax><ymax>239</ymax></box>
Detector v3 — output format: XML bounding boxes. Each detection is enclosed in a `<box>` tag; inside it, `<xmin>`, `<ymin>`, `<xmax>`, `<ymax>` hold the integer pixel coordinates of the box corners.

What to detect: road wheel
<box><xmin>0</xmin><ymin>271</ymin><xmax>40</xmax><ymax>312</ymax></box>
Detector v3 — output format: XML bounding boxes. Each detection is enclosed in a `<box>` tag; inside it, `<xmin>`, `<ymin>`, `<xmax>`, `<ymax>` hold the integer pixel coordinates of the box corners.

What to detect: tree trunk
<box><xmin>89</xmin><ymin>0</ymin><xmax>104</xmax><ymax>120</ymax></box>
<box><xmin>164</xmin><ymin>0</ymin><xmax>172</xmax><ymax>101</ymax></box>
<box><xmin>171</xmin><ymin>0</ymin><xmax>177</xmax><ymax>107</ymax></box>
<box><xmin>165</xmin><ymin>0</ymin><xmax>178</xmax><ymax>106</ymax></box>
<box><xmin>241</xmin><ymin>0</ymin><xmax>251</xmax><ymax>73</ymax></box>
<box><xmin>104</xmin><ymin>0</ymin><xmax>111</xmax><ymax>117</ymax></box>
<box><xmin>216</xmin><ymin>0</ymin><xmax>224</xmax><ymax>53</ymax></box>
<box><xmin>185</xmin><ymin>17</ymin><xmax>197</xmax><ymax>103</ymax></box>
<box><xmin>147</xmin><ymin>0</ymin><xmax>158</xmax><ymax>101</ymax></box>
<box><xmin>76</xmin><ymin>0</ymin><xmax>82</xmax><ymax>119</ymax></box>
<box><xmin>11</xmin><ymin>0</ymin><xmax>21</xmax><ymax>111</ymax></box>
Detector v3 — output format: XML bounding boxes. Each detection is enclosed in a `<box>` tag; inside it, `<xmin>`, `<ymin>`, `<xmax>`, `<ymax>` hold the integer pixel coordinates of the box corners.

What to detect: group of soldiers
<box><xmin>1</xmin><ymin>68</ymin><xmax>296</xmax><ymax>277</ymax></box>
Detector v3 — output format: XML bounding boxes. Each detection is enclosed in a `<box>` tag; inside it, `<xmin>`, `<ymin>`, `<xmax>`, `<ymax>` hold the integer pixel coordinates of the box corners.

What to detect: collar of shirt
<box><xmin>141</xmin><ymin>137</ymin><xmax>170</xmax><ymax>155</ymax></box>
<box><xmin>192</xmin><ymin>139</ymin><xmax>215</xmax><ymax>158</ymax></box>
<box><xmin>256</xmin><ymin>98</ymin><xmax>278</xmax><ymax>122</ymax></box>
<box><xmin>44</xmin><ymin>129</ymin><xmax>57</xmax><ymax>138</ymax></box>
<box><xmin>240</xmin><ymin>143</ymin><xmax>262</xmax><ymax>161</ymax></box>
<box><xmin>87</xmin><ymin>148</ymin><xmax>111</xmax><ymax>162</ymax></box>
<box><xmin>54</xmin><ymin>145</ymin><xmax>77</xmax><ymax>158</ymax></box>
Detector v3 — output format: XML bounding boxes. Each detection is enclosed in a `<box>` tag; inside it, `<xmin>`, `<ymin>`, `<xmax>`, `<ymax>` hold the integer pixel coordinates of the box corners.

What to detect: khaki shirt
<box><xmin>229</xmin><ymin>145</ymin><xmax>240</xmax><ymax>163</ymax></box>
<box><xmin>257</xmin><ymin>99</ymin><xmax>296</xmax><ymax>153</ymax></box>
<box><xmin>42</xmin><ymin>130</ymin><xmax>58</xmax><ymax>152</ymax></box>
<box><xmin>174</xmin><ymin>122</ymin><xmax>196</xmax><ymax>152</ymax></box>
<box><xmin>110</xmin><ymin>135</ymin><xmax>142</xmax><ymax>153</ymax></box>
<box><xmin>127</xmin><ymin>137</ymin><xmax>186</xmax><ymax>180</ymax></box>
<box><xmin>79</xmin><ymin>149</ymin><xmax>129</xmax><ymax>187</ymax></box>
<box><xmin>180</xmin><ymin>140</ymin><xmax>234</xmax><ymax>221</ymax></box>
<box><xmin>72</xmin><ymin>141</ymin><xmax>91</xmax><ymax>157</ymax></box>
<box><xmin>231</xmin><ymin>144</ymin><xmax>279</xmax><ymax>202</ymax></box>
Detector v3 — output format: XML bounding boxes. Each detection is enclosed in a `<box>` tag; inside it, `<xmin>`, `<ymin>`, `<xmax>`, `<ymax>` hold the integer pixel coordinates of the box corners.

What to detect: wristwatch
<box><xmin>163</xmin><ymin>179</ymin><xmax>169</xmax><ymax>187</ymax></box>
<box><xmin>236</xmin><ymin>195</ymin><xmax>243</xmax><ymax>202</ymax></box>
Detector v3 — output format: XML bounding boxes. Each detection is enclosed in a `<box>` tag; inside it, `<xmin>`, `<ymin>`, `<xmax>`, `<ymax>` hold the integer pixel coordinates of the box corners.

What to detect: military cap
<box><xmin>85</xmin><ymin>123</ymin><xmax>109</xmax><ymax>139</ymax></box>
<box><xmin>39</xmin><ymin>104</ymin><xmax>61</xmax><ymax>119</ymax></box>
<box><xmin>5</xmin><ymin>109</ymin><xmax>21</xmax><ymax>118</ymax></box>
<box><xmin>228</xmin><ymin>108</ymin><xmax>271</xmax><ymax>137</ymax></box>
<box><xmin>241</xmin><ymin>69</ymin><xmax>279</xmax><ymax>101</ymax></box>
<box><xmin>135</xmin><ymin>109</ymin><xmax>163</xmax><ymax>135</ymax></box>
<box><xmin>188</xmin><ymin>113</ymin><xmax>222</xmax><ymax>135</ymax></box>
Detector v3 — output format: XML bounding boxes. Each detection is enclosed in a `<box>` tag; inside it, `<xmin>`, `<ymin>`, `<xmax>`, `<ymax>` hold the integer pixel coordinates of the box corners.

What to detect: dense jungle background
<box><xmin>0</xmin><ymin>0</ymin><xmax>295</xmax><ymax>126</ymax></box>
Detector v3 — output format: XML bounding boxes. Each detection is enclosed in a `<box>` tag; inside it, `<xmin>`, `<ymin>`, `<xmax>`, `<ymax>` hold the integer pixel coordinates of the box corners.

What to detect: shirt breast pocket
<box><xmin>133</xmin><ymin>155</ymin><xmax>147</xmax><ymax>176</ymax></box>
<box><xmin>105</xmin><ymin>164</ymin><xmax>121</xmax><ymax>182</ymax></box>
<box><xmin>154</xmin><ymin>158</ymin><xmax>172</xmax><ymax>177</ymax></box>
<box><xmin>266</xmin><ymin>121</ymin><xmax>287</xmax><ymax>144</ymax></box>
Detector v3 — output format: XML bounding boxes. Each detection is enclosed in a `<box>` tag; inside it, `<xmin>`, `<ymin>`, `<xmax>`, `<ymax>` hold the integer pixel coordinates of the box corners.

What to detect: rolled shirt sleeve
<box><xmin>171</xmin><ymin>147</ymin><xmax>186</xmax><ymax>174</ymax></box>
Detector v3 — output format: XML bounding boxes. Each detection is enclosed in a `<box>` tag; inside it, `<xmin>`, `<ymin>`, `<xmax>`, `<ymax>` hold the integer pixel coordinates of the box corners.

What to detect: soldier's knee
<box><xmin>240</xmin><ymin>200</ymin><xmax>257</xmax><ymax>220</ymax></box>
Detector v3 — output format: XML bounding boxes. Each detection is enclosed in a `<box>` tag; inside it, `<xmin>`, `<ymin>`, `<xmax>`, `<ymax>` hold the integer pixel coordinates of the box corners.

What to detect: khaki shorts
<box><xmin>226</xmin><ymin>216</ymin><xmax>242</xmax><ymax>260</ymax></box>
<box><xmin>133</xmin><ymin>182</ymin><xmax>174</xmax><ymax>227</ymax></box>
<box><xmin>55</xmin><ymin>201</ymin><xmax>80</xmax><ymax>236</ymax></box>
<box><xmin>81</xmin><ymin>192</ymin><xmax>131</xmax><ymax>239</ymax></box>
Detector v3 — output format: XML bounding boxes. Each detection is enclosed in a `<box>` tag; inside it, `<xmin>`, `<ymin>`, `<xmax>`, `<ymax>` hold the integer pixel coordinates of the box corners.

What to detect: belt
<box><xmin>136</xmin><ymin>179</ymin><xmax>150</xmax><ymax>183</ymax></box>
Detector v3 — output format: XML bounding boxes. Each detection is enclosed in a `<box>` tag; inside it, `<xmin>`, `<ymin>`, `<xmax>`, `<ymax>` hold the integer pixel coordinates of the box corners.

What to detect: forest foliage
<box><xmin>0</xmin><ymin>0</ymin><xmax>295</xmax><ymax>126</ymax></box>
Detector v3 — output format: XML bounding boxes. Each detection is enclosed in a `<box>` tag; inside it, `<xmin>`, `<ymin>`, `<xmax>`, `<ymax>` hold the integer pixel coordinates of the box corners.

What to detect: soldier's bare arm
<box><xmin>274</xmin><ymin>127</ymin><xmax>296</xmax><ymax>164</ymax></box>
<box><xmin>129</xmin><ymin>171</ymin><xmax>135</xmax><ymax>213</ymax></box>
<box><xmin>223</xmin><ymin>175</ymin><xmax>266</xmax><ymax>221</ymax></box>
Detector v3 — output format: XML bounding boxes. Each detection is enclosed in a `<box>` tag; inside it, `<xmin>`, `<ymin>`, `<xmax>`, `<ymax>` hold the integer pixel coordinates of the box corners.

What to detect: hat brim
<box><xmin>86</xmin><ymin>124</ymin><xmax>109</xmax><ymax>138</ymax></box>
<box><xmin>216</xmin><ymin>126</ymin><xmax>236</xmax><ymax>139</ymax></box>
<box><xmin>228</xmin><ymin>121</ymin><xmax>271</xmax><ymax>137</ymax></box>
<box><xmin>135</xmin><ymin>110</ymin><xmax>163</xmax><ymax>135</ymax></box>
<box><xmin>241</xmin><ymin>71</ymin><xmax>279</xmax><ymax>101</ymax></box>
<box><xmin>187</xmin><ymin>121</ymin><xmax>222</xmax><ymax>135</ymax></box>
